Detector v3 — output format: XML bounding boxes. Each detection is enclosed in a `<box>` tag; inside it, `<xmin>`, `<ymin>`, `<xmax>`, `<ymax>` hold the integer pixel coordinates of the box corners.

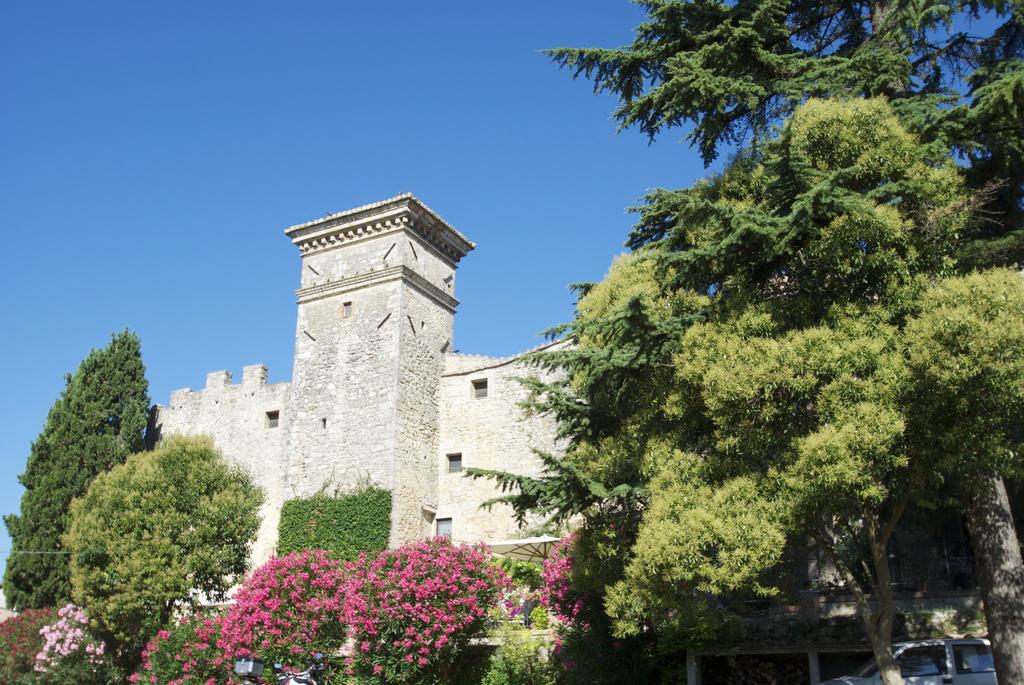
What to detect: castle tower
<box><xmin>282</xmin><ymin>194</ymin><xmax>475</xmax><ymax>545</ymax></box>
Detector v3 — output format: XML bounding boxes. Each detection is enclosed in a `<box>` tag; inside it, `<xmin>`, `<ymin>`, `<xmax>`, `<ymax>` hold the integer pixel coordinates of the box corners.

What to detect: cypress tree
<box><xmin>3</xmin><ymin>330</ymin><xmax>150</xmax><ymax>609</ymax></box>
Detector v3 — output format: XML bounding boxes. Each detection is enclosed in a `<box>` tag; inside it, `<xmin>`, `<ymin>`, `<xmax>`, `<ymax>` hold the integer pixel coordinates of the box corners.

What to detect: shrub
<box><xmin>277</xmin><ymin>486</ymin><xmax>391</xmax><ymax>561</ymax></box>
<box><xmin>539</xmin><ymin>536</ymin><xmax>583</xmax><ymax>627</ymax></box>
<box><xmin>65</xmin><ymin>435</ymin><xmax>262</xmax><ymax>654</ymax></box>
<box><xmin>219</xmin><ymin>549</ymin><xmax>347</xmax><ymax>675</ymax></box>
<box><xmin>34</xmin><ymin>603</ymin><xmax>115</xmax><ymax>685</ymax></box>
<box><xmin>341</xmin><ymin>538</ymin><xmax>510</xmax><ymax>684</ymax></box>
<box><xmin>480</xmin><ymin>625</ymin><xmax>555</xmax><ymax>685</ymax></box>
<box><xmin>131</xmin><ymin>613</ymin><xmax>233</xmax><ymax>685</ymax></box>
<box><xmin>0</xmin><ymin>607</ymin><xmax>55</xmax><ymax>684</ymax></box>
<box><xmin>493</xmin><ymin>558</ymin><xmax>543</xmax><ymax>590</ymax></box>
<box><xmin>529</xmin><ymin>606</ymin><xmax>550</xmax><ymax>630</ymax></box>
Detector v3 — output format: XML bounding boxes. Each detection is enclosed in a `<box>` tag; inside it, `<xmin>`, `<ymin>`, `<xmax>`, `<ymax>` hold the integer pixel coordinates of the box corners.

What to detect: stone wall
<box><xmin>391</xmin><ymin>278</ymin><xmax>453</xmax><ymax>544</ymax></box>
<box><xmin>285</xmin><ymin>234</ymin><xmax>405</xmax><ymax>499</ymax></box>
<box><xmin>436</xmin><ymin>343</ymin><xmax>566</xmax><ymax>543</ymax></box>
<box><xmin>151</xmin><ymin>364</ymin><xmax>290</xmax><ymax>564</ymax></box>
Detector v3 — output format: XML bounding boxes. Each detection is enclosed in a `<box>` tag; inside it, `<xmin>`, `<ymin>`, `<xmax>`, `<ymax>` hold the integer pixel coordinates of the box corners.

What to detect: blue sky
<box><xmin>0</xmin><ymin>2</ymin><xmax>715</xmax><ymax>573</ymax></box>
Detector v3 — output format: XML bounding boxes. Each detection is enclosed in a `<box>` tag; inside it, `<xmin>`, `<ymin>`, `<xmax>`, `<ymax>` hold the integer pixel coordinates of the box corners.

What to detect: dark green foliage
<box><xmin>277</xmin><ymin>486</ymin><xmax>391</xmax><ymax>561</ymax></box>
<box><xmin>467</xmin><ymin>450</ymin><xmax>646</xmax><ymax>528</ymax></box>
<box><xmin>549</xmin><ymin>607</ymin><xmax>660</xmax><ymax>685</ymax></box>
<box><xmin>3</xmin><ymin>330</ymin><xmax>150</xmax><ymax>610</ymax></box>
<box><xmin>548</xmin><ymin>0</ymin><xmax>1023</xmax><ymax>259</ymax></box>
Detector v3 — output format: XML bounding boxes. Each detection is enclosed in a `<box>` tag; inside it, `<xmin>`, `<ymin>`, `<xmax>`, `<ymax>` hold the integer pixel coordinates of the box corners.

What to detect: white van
<box><xmin>822</xmin><ymin>638</ymin><xmax>996</xmax><ymax>685</ymax></box>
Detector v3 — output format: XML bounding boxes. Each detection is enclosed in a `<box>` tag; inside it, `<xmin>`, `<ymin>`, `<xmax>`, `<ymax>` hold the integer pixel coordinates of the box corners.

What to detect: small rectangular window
<box><xmin>341</xmin><ymin>301</ymin><xmax>353</xmax><ymax>318</ymax></box>
<box><xmin>447</xmin><ymin>453</ymin><xmax>462</xmax><ymax>473</ymax></box>
<box><xmin>436</xmin><ymin>518</ymin><xmax>452</xmax><ymax>538</ymax></box>
<box><xmin>472</xmin><ymin>378</ymin><xmax>488</xmax><ymax>399</ymax></box>
<box><xmin>320</xmin><ymin>417</ymin><xmax>327</xmax><ymax>429</ymax></box>
<box><xmin>265</xmin><ymin>410</ymin><xmax>280</xmax><ymax>428</ymax></box>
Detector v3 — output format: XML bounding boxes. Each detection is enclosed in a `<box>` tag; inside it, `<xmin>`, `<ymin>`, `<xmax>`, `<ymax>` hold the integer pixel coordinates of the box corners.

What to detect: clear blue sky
<box><xmin>0</xmin><ymin>1</ymin><xmax>715</xmax><ymax>573</ymax></box>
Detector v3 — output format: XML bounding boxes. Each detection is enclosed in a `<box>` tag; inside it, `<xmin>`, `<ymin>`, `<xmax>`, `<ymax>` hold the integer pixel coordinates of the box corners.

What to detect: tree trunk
<box><xmin>964</xmin><ymin>474</ymin><xmax>1024</xmax><ymax>685</ymax></box>
<box><xmin>867</xmin><ymin>517</ymin><xmax>904</xmax><ymax>685</ymax></box>
<box><xmin>869</xmin><ymin>632</ymin><xmax>904</xmax><ymax>685</ymax></box>
<box><xmin>823</xmin><ymin>515</ymin><xmax>905</xmax><ymax>685</ymax></box>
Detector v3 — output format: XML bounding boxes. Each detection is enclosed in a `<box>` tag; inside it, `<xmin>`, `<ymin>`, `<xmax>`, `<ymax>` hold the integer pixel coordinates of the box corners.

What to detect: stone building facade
<box><xmin>151</xmin><ymin>194</ymin><xmax>563</xmax><ymax>563</ymax></box>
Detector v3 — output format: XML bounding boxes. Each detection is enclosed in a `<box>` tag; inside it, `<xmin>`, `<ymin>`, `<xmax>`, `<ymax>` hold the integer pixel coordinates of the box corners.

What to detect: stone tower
<box><xmin>153</xmin><ymin>194</ymin><xmax>561</xmax><ymax>564</ymax></box>
<box><xmin>282</xmin><ymin>194</ymin><xmax>475</xmax><ymax>545</ymax></box>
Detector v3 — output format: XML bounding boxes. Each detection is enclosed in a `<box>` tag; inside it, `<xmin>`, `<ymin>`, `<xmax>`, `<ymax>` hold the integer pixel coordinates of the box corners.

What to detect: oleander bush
<box><xmin>219</xmin><ymin>549</ymin><xmax>348</xmax><ymax>677</ymax></box>
<box><xmin>127</xmin><ymin>541</ymin><xmax>516</xmax><ymax>684</ymax></box>
<box><xmin>539</xmin><ymin>536</ymin><xmax>583</xmax><ymax>628</ymax></box>
<box><xmin>131</xmin><ymin>613</ymin><xmax>233</xmax><ymax>685</ymax></box>
<box><xmin>33</xmin><ymin>603</ymin><xmax>116</xmax><ymax>685</ymax></box>
<box><xmin>340</xmin><ymin>538</ymin><xmax>510</xmax><ymax>684</ymax></box>
<box><xmin>0</xmin><ymin>607</ymin><xmax>55</xmax><ymax>684</ymax></box>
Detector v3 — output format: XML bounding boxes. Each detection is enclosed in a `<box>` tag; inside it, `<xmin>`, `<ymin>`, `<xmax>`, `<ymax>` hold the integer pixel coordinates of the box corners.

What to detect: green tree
<box><xmin>63</xmin><ymin>435</ymin><xmax>263</xmax><ymax>661</ymax></box>
<box><xmin>3</xmin><ymin>330</ymin><xmax>150</xmax><ymax>609</ymax></box>
<box><xmin>485</xmin><ymin>98</ymin><xmax>1024</xmax><ymax>684</ymax></box>
<box><xmin>533</xmin><ymin>2</ymin><xmax>1024</xmax><ymax>679</ymax></box>
<box><xmin>548</xmin><ymin>0</ymin><xmax>1023</xmax><ymax>256</ymax></box>
<box><xmin>904</xmin><ymin>270</ymin><xmax>1024</xmax><ymax>669</ymax></box>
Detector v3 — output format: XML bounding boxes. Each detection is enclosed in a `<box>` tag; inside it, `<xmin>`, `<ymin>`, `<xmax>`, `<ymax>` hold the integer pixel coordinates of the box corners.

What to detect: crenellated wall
<box><xmin>151</xmin><ymin>364</ymin><xmax>290</xmax><ymax>564</ymax></box>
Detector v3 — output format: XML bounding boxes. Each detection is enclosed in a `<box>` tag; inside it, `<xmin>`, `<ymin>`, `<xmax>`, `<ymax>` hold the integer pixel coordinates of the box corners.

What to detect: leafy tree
<box><xmin>547</xmin><ymin>0</ymin><xmax>1023</xmax><ymax>256</ymax></box>
<box><xmin>526</xmin><ymin>2</ymin><xmax>1023</xmax><ymax>679</ymax></box>
<box><xmin>63</xmin><ymin>435</ymin><xmax>263</xmax><ymax>661</ymax></box>
<box><xmin>3</xmin><ymin>330</ymin><xmax>150</xmax><ymax>609</ymax></box>
<box><xmin>903</xmin><ymin>269</ymin><xmax>1024</xmax><ymax>668</ymax></box>
<box><xmin>484</xmin><ymin>98</ymin><xmax>1024</xmax><ymax>685</ymax></box>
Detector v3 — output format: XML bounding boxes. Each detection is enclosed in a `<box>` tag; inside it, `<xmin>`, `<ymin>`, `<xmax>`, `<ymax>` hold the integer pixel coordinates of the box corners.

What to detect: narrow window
<box><xmin>436</xmin><ymin>518</ymin><xmax>453</xmax><ymax>538</ymax></box>
<box><xmin>265</xmin><ymin>410</ymin><xmax>280</xmax><ymax>428</ymax></box>
<box><xmin>447</xmin><ymin>453</ymin><xmax>463</xmax><ymax>473</ymax></box>
<box><xmin>341</xmin><ymin>301</ymin><xmax>353</xmax><ymax>318</ymax></box>
<box><xmin>320</xmin><ymin>417</ymin><xmax>327</xmax><ymax>429</ymax></box>
<box><xmin>472</xmin><ymin>378</ymin><xmax>488</xmax><ymax>399</ymax></box>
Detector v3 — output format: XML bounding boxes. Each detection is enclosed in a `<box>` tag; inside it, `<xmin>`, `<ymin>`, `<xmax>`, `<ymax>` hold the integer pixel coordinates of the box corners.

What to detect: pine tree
<box><xmin>547</xmin><ymin>0</ymin><xmax>1023</xmax><ymax>261</ymax></box>
<box><xmin>3</xmin><ymin>330</ymin><xmax>151</xmax><ymax>609</ymax></box>
<box><xmin>531</xmin><ymin>3</ymin><xmax>1023</xmax><ymax>679</ymax></box>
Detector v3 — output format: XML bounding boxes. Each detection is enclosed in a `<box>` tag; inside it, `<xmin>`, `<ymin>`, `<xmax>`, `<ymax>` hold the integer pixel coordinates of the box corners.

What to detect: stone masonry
<box><xmin>151</xmin><ymin>194</ymin><xmax>564</xmax><ymax>564</ymax></box>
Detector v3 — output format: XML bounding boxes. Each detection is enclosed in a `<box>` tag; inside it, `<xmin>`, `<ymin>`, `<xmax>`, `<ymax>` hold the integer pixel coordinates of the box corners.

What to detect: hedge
<box><xmin>277</xmin><ymin>486</ymin><xmax>391</xmax><ymax>560</ymax></box>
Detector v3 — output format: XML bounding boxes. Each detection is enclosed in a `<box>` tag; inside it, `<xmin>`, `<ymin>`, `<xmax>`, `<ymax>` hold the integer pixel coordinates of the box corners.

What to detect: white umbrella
<box><xmin>487</xmin><ymin>535</ymin><xmax>561</xmax><ymax>562</ymax></box>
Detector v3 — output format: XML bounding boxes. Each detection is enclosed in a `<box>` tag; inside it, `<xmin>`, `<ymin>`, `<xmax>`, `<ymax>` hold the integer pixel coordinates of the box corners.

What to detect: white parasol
<box><xmin>486</xmin><ymin>535</ymin><xmax>561</xmax><ymax>562</ymax></box>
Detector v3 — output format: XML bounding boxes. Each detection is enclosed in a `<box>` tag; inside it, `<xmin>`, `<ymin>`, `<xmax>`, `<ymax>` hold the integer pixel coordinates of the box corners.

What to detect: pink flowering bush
<box><xmin>34</xmin><ymin>603</ymin><xmax>113</xmax><ymax>685</ymax></box>
<box><xmin>540</xmin><ymin>534</ymin><xmax>584</xmax><ymax>627</ymax></box>
<box><xmin>131</xmin><ymin>613</ymin><xmax>234</xmax><ymax>685</ymax></box>
<box><xmin>218</xmin><ymin>549</ymin><xmax>347</xmax><ymax>675</ymax></box>
<box><xmin>340</xmin><ymin>538</ymin><xmax>510</xmax><ymax>684</ymax></box>
<box><xmin>0</xmin><ymin>608</ymin><xmax>55</xmax><ymax>684</ymax></box>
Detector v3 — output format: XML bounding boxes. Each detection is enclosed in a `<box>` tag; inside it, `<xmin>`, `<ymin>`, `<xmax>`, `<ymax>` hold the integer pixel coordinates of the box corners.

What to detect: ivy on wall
<box><xmin>277</xmin><ymin>486</ymin><xmax>391</xmax><ymax>561</ymax></box>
